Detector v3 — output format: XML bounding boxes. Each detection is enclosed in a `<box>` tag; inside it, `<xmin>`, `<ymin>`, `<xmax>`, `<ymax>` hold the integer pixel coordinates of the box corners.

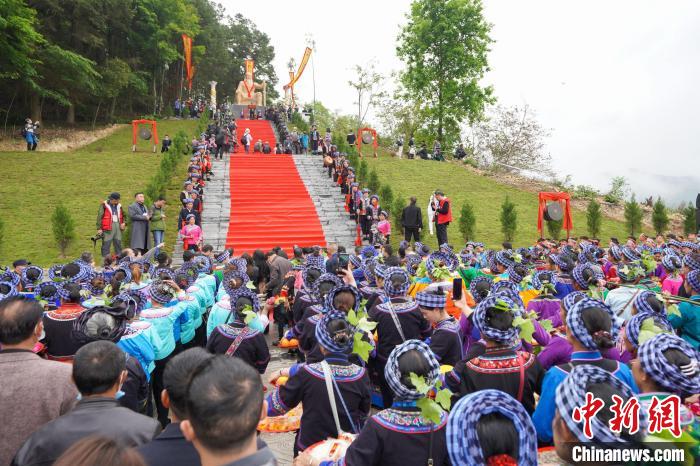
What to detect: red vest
<box><xmin>437</xmin><ymin>198</ymin><xmax>453</xmax><ymax>224</ymax></box>
<box><xmin>101</xmin><ymin>202</ymin><xmax>123</xmax><ymax>231</ymax></box>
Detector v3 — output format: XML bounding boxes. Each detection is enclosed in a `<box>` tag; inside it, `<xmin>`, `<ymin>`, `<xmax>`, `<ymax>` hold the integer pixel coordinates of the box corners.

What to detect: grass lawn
<box><xmin>0</xmin><ymin>120</ymin><xmax>198</xmax><ymax>265</ymax></box>
<box><xmin>364</xmin><ymin>152</ymin><xmax>629</xmax><ymax>249</ymax></box>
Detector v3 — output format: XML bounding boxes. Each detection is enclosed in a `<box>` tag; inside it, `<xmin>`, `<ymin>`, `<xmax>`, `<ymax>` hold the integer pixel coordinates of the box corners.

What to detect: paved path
<box><xmin>293</xmin><ymin>154</ymin><xmax>357</xmax><ymax>251</ymax></box>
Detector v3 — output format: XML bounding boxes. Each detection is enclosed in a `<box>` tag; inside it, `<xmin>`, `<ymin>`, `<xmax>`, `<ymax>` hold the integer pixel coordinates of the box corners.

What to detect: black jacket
<box><xmin>401</xmin><ymin>204</ymin><xmax>423</xmax><ymax>229</ymax></box>
<box><xmin>13</xmin><ymin>397</ymin><xmax>160</xmax><ymax>466</ymax></box>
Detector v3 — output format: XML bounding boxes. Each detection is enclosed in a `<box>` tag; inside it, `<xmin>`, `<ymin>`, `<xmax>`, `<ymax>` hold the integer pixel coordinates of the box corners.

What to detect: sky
<box><xmin>221</xmin><ymin>0</ymin><xmax>700</xmax><ymax>206</ymax></box>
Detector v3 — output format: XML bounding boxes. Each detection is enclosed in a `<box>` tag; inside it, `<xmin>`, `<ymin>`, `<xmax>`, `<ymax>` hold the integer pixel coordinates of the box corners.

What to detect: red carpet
<box><xmin>225</xmin><ymin>119</ymin><xmax>326</xmax><ymax>254</ymax></box>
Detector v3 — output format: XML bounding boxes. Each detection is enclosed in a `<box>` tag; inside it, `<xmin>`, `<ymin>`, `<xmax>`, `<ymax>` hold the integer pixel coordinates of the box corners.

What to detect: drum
<box><xmin>361</xmin><ymin>133</ymin><xmax>373</xmax><ymax>144</ymax></box>
<box><xmin>139</xmin><ymin>128</ymin><xmax>152</xmax><ymax>140</ymax></box>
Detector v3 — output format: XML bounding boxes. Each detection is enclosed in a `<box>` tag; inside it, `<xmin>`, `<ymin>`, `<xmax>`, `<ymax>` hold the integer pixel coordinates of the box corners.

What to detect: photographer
<box><xmin>96</xmin><ymin>192</ymin><xmax>126</xmax><ymax>258</ymax></box>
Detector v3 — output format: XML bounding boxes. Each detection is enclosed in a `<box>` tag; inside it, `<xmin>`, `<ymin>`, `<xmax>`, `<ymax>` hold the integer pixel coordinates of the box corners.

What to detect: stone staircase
<box><xmin>292</xmin><ymin>154</ymin><xmax>357</xmax><ymax>252</ymax></box>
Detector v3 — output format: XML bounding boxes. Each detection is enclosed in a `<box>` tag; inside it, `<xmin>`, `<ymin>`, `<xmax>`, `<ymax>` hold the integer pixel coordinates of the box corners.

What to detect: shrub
<box><xmin>606</xmin><ymin>176</ymin><xmax>629</xmax><ymax>205</ymax></box>
<box><xmin>172</xmin><ymin>130</ymin><xmax>189</xmax><ymax>155</ymax></box>
<box><xmin>458</xmin><ymin>202</ymin><xmax>476</xmax><ymax>241</ymax></box>
<box><xmin>357</xmin><ymin>160</ymin><xmax>368</xmax><ymax>183</ymax></box>
<box><xmin>500</xmin><ymin>196</ymin><xmax>518</xmax><ymax>242</ymax></box>
<box><xmin>368</xmin><ymin>168</ymin><xmax>380</xmax><ymax>193</ymax></box>
<box><xmin>51</xmin><ymin>203</ymin><xmax>76</xmax><ymax>258</ymax></box>
<box><xmin>463</xmin><ymin>157</ymin><xmax>478</xmax><ymax>169</ymax></box>
<box><xmin>546</xmin><ymin>219</ymin><xmax>562</xmax><ymax>239</ymax></box>
<box><xmin>586</xmin><ymin>199</ymin><xmax>602</xmax><ymax>238</ymax></box>
<box><xmin>624</xmin><ymin>195</ymin><xmax>643</xmax><ymax>237</ymax></box>
<box><xmin>379</xmin><ymin>185</ymin><xmax>394</xmax><ymax>213</ymax></box>
<box><xmin>651</xmin><ymin>198</ymin><xmax>669</xmax><ymax>235</ymax></box>
<box><xmin>573</xmin><ymin>184</ymin><xmax>599</xmax><ymax>200</ymax></box>
<box><xmin>393</xmin><ymin>197</ymin><xmax>405</xmax><ymax>235</ymax></box>
<box><xmin>683</xmin><ymin>205</ymin><xmax>697</xmax><ymax>235</ymax></box>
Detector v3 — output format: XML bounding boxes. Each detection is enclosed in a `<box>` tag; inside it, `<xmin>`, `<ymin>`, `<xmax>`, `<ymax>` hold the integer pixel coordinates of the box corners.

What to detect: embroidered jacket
<box><xmin>206</xmin><ymin>322</ymin><xmax>270</xmax><ymax>374</ymax></box>
<box><xmin>325</xmin><ymin>404</ymin><xmax>450</xmax><ymax>466</ymax></box>
<box><xmin>446</xmin><ymin>344</ymin><xmax>545</xmax><ymax>415</ymax></box>
<box><xmin>266</xmin><ymin>357</ymin><xmax>371</xmax><ymax>452</ymax></box>
<box><xmin>429</xmin><ymin>317</ymin><xmax>463</xmax><ymax>366</ymax></box>
<box><xmin>369</xmin><ymin>298</ymin><xmax>432</xmax><ymax>364</ymax></box>
<box><xmin>42</xmin><ymin>303</ymin><xmax>86</xmax><ymax>359</ymax></box>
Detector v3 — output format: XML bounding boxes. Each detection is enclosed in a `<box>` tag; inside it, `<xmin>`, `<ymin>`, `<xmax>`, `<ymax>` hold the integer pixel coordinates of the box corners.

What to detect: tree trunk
<box><xmin>67</xmin><ymin>104</ymin><xmax>75</xmax><ymax>125</ymax></box>
<box><xmin>153</xmin><ymin>72</ymin><xmax>158</xmax><ymax>115</ymax></box>
<box><xmin>109</xmin><ymin>96</ymin><xmax>117</xmax><ymax>122</ymax></box>
<box><xmin>92</xmin><ymin>100</ymin><xmax>102</xmax><ymax>130</ymax></box>
<box><xmin>30</xmin><ymin>93</ymin><xmax>42</xmax><ymax>122</ymax></box>
<box><xmin>437</xmin><ymin>85</ymin><xmax>443</xmax><ymax>141</ymax></box>
<box><xmin>3</xmin><ymin>89</ymin><xmax>17</xmax><ymax>137</ymax></box>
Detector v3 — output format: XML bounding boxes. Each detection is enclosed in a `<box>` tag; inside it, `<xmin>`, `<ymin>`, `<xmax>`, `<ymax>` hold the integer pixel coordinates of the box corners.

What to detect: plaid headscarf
<box><xmin>532</xmin><ymin>270</ymin><xmax>558</xmax><ymax>292</ymax></box>
<box><xmin>324</xmin><ymin>284</ymin><xmax>362</xmax><ymax>313</ymax></box>
<box><xmin>686</xmin><ymin>269</ymin><xmax>700</xmax><ymax>293</ymax></box>
<box><xmin>447</xmin><ymin>389</ymin><xmax>537</xmax><ymax>466</ymax></box>
<box><xmin>668</xmin><ymin>239</ymin><xmax>682</xmax><ymax>249</ymax></box>
<box><xmin>0</xmin><ymin>270</ymin><xmax>20</xmax><ymax>287</ymax></box>
<box><xmin>150</xmin><ymin>266</ymin><xmax>174</xmax><ymax>281</ymax></box>
<box><xmin>349</xmin><ymin>255</ymin><xmax>363</xmax><ymax>269</ymax></box>
<box><xmin>0</xmin><ymin>281</ymin><xmax>18</xmax><ymax>301</ymax></box>
<box><xmin>312</xmin><ymin>273</ymin><xmax>343</xmax><ymax>302</ymax></box>
<box><xmin>215</xmin><ymin>250</ymin><xmax>231</xmax><ymax>264</ymax></box>
<box><xmin>193</xmin><ymin>255</ymin><xmax>213</xmax><ymax>275</ymax></box>
<box><xmin>556</xmin><ymin>365</ymin><xmax>646</xmax><ymax>444</ymax></box>
<box><xmin>315</xmin><ymin>310</ymin><xmax>353</xmax><ymax>353</ymax></box>
<box><xmin>469</xmin><ymin>275</ymin><xmax>493</xmax><ymax>303</ymax></box>
<box><xmin>661</xmin><ymin>254</ymin><xmax>681</xmax><ymax>272</ymax></box>
<box><xmin>111</xmin><ymin>266</ymin><xmax>132</xmax><ymax>285</ymax></box>
<box><xmin>566</xmin><ymin>297</ymin><xmax>620</xmax><ymax>350</ymax></box>
<box><xmin>633</xmin><ymin>290</ymin><xmax>663</xmax><ymax>316</ymax></box>
<box><xmin>85</xmin><ymin>271</ymin><xmax>106</xmax><ymax>297</ymax></box>
<box><xmin>149</xmin><ymin>280</ymin><xmax>176</xmax><ymax>304</ymax></box>
<box><xmin>473</xmin><ymin>295</ymin><xmax>521</xmax><ymax>343</ymax></box>
<box><xmin>609</xmin><ymin>245</ymin><xmax>623</xmax><ymax>261</ymax></box>
<box><xmin>621</xmin><ymin>246</ymin><xmax>641</xmax><ymax>262</ymax></box>
<box><xmin>416</xmin><ymin>290</ymin><xmax>447</xmax><ymax>309</ymax></box>
<box><xmin>227</xmin><ymin>257</ymin><xmax>248</xmax><ymax>274</ymax></box>
<box><xmin>305</xmin><ymin>254</ymin><xmax>325</xmax><ymax>270</ymax></box>
<box><xmin>495</xmin><ymin>251</ymin><xmax>515</xmax><ymax>269</ymax></box>
<box><xmin>231</xmin><ymin>287</ymin><xmax>261</xmax><ymax>315</ymax></box>
<box><xmin>375</xmin><ymin>263</ymin><xmax>388</xmax><ymax>280</ymax></box>
<box><xmin>549</xmin><ymin>253</ymin><xmax>573</xmax><ymax>272</ymax></box>
<box><xmin>562</xmin><ymin>291</ymin><xmax>587</xmax><ymax>313</ymax></box>
<box><xmin>572</xmin><ymin>263</ymin><xmax>603</xmax><ymax>289</ymax></box>
<box><xmin>414</xmin><ymin>242</ymin><xmax>430</xmax><ymax>257</ymax></box>
<box><xmin>507</xmin><ymin>265</ymin><xmax>528</xmax><ymax>285</ymax></box>
<box><xmin>683</xmin><ymin>254</ymin><xmax>700</xmax><ymax>272</ymax></box>
<box><xmin>625</xmin><ymin>312</ymin><xmax>672</xmax><ymax>350</ymax></box>
<box><xmin>384</xmin><ymin>340</ymin><xmax>440</xmax><ymax>401</ymax></box>
<box><xmin>21</xmin><ymin>266</ymin><xmax>44</xmax><ymax>287</ymax></box>
<box><xmin>383</xmin><ymin>267</ymin><xmax>411</xmax><ymax>297</ymax></box>
<box><xmin>405</xmin><ymin>254</ymin><xmax>423</xmax><ymax>276</ymax></box>
<box><xmin>35</xmin><ymin>281</ymin><xmax>60</xmax><ymax>301</ymax></box>
<box><xmin>360</xmin><ymin>245</ymin><xmax>378</xmax><ymax>261</ymax></box>
<box><xmin>302</xmin><ymin>264</ymin><xmax>324</xmax><ymax>288</ymax></box>
<box><xmin>638</xmin><ymin>333</ymin><xmax>700</xmax><ymax>396</ymax></box>
<box><xmin>222</xmin><ymin>269</ymin><xmax>250</xmax><ymax>298</ymax></box>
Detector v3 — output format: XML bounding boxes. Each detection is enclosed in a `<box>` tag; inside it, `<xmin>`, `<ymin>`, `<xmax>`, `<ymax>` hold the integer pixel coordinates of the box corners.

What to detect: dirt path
<box><xmin>0</xmin><ymin>124</ymin><xmax>127</xmax><ymax>152</ymax></box>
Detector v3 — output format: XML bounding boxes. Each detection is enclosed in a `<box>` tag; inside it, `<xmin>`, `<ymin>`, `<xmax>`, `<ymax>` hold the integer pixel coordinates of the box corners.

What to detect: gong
<box><xmin>139</xmin><ymin>128</ymin><xmax>152</xmax><ymax>140</ymax></box>
<box><xmin>543</xmin><ymin>202</ymin><xmax>563</xmax><ymax>222</ymax></box>
<box><xmin>361</xmin><ymin>133</ymin><xmax>373</xmax><ymax>144</ymax></box>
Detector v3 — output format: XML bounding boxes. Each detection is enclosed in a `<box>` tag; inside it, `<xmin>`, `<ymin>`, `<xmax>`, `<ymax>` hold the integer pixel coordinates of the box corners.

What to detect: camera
<box><xmin>90</xmin><ymin>232</ymin><xmax>104</xmax><ymax>243</ymax></box>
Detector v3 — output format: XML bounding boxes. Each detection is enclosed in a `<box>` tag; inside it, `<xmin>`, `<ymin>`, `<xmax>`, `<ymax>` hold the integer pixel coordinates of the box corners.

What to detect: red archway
<box><xmin>131</xmin><ymin>119</ymin><xmax>159</xmax><ymax>152</ymax></box>
<box><xmin>356</xmin><ymin>127</ymin><xmax>378</xmax><ymax>158</ymax></box>
<box><xmin>537</xmin><ymin>192</ymin><xmax>573</xmax><ymax>238</ymax></box>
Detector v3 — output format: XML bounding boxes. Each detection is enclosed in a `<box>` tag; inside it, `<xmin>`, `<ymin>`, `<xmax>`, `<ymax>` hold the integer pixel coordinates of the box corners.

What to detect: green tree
<box><xmin>51</xmin><ymin>203</ymin><xmax>76</xmax><ymax>258</ymax></box>
<box><xmin>683</xmin><ymin>205</ymin><xmax>697</xmax><ymax>235</ymax></box>
<box><xmin>397</xmin><ymin>0</ymin><xmax>493</xmax><ymax>145</ymax></box>
<box><xmin>458</xmin><ymin>202</ymin><xmax>476</xmax><ymax>241</ymax></box>
<box><xmin>393</xmin><ymin>197</ymin><xmax>406</xmax><ymax>235</ymax></box>
<box><xmin>546</xmin><ymin>219</ymin><xmax>562</xmax><ymax>240</ymax></box>
<box><xmin>357</xmin><ymin>159</ymin><xmax>368</xmax><ymax>183</ymax></box>
<box><xmin>500</xmin><ymin>196</ymin><xmax>517</xmax><ymax>242</ymax></box>
<box><xmin>0</xmin><ymin>0</ymin><xmax>43</xmax><ymax>82</ymax></box>
<box><xmin>368</xmin><ymin>169</ymin><xmax>380</xmax><ymax>193</ymax></box>
<box><xmin>651</xmin><ymin>198</ymin><xmax>669</xmax><ymax>235</ymax></box>
<box><xmin>379</xmin><ymin>185</ymin><xmax>394</xmax><ymax>213</ymax></box>
<box><xmin>586</xmin><ymin>199</ymin><xmax>602</xmax><ymax>238</ymax></box>
<box><xmin>624</xmin><ymin>195</ymin><xmax>643</xmax><ymax>237</ymax></box>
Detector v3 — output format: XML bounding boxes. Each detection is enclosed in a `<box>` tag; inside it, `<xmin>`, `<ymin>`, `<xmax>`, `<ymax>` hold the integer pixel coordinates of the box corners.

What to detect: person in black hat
<box><xmin>96</xmin><ymin>193</ymin><xmax>126</xmax><ymax>258</ymax></box>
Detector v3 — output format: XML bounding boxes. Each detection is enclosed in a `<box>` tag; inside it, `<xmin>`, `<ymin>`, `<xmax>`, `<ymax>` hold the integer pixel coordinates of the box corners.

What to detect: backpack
<box><xmin>241</xmin><ymin>136</ymin><xmax>246</xmax><ymax>145</ymax></box>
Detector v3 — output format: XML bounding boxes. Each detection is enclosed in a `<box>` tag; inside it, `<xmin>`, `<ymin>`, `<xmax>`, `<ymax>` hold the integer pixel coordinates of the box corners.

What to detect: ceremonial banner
<box><xmin>182</xmin><ymin>34</ymin><xmax>193</xmax><ymax>89</ymax></box>
<box><xmin>285</xmin><ymin>47</ymin><xmax>312</xmax><ymax>89</ymax></box>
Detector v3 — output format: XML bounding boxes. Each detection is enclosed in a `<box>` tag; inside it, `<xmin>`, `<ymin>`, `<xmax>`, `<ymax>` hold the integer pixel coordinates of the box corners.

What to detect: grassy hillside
<box><xmin>0</xmin><ymin>120</ymin><xmax>197</xmax><ymax>265</ymax></box>
<box><xmin>364</xmin><ymin>154</ymin><xmax>629</xmax><ymax>248</ymax></box>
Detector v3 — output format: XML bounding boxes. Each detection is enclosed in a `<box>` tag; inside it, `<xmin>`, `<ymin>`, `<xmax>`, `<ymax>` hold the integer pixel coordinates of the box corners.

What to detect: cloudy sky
<box><xmin>223</xmin><ymin>0</ymin><xmax>700</xmax><ymax>206</ymax></box>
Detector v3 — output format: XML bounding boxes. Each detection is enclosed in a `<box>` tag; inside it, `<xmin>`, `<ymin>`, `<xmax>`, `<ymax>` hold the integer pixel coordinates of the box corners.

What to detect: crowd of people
<box><xmin>2</xmin><ymin>217</ymin><xmax>700</xmax><ymax>465</ymax></box>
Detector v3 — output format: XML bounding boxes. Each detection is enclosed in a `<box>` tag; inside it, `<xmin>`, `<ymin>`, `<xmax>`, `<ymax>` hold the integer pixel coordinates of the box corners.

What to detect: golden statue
<box><xmin>235</xmin><ymin>59</ymin><xmax>267</xmax><ymax>106</ymax></box>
